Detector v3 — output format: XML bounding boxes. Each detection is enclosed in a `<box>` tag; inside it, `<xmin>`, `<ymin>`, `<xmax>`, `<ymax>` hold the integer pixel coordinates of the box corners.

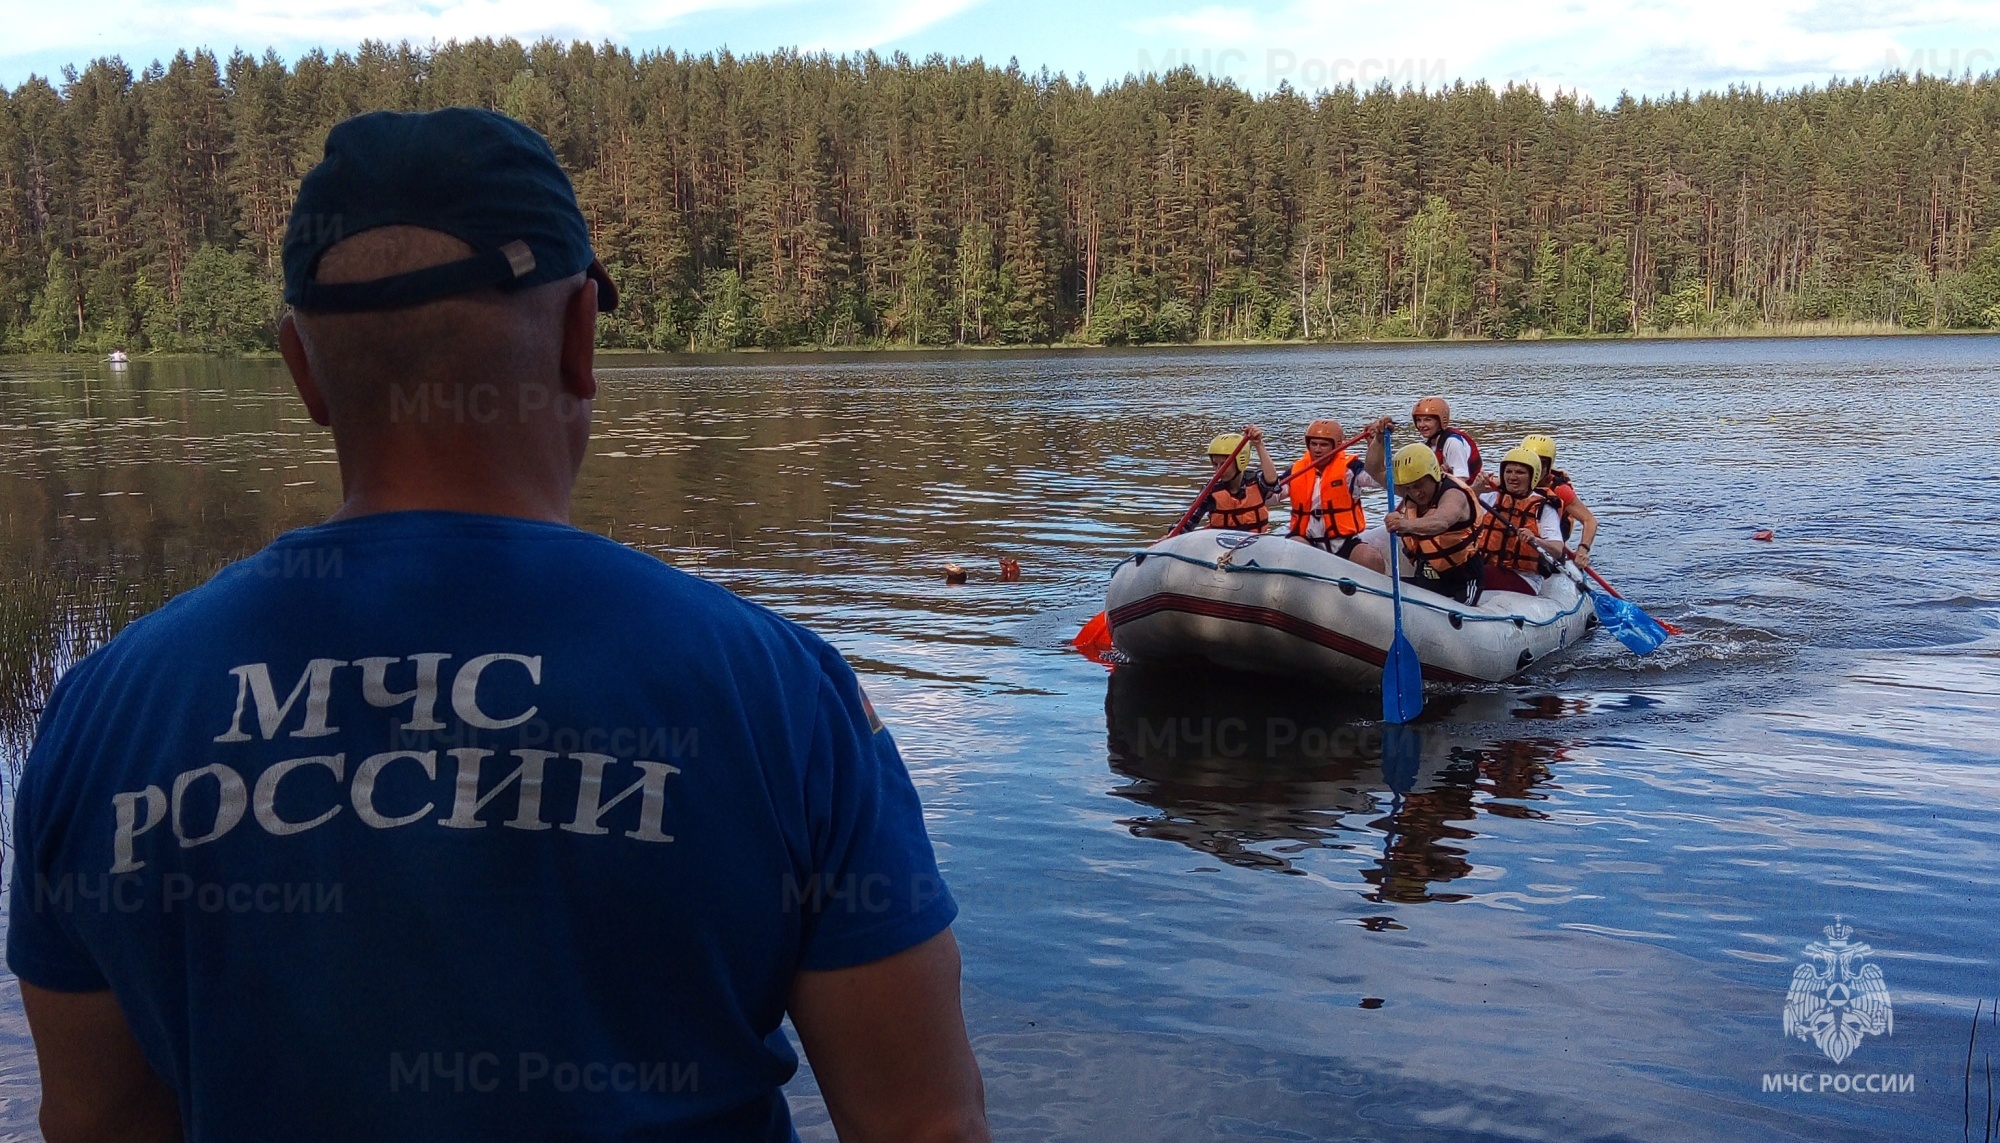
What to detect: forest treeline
<box><xmin>5</xmin><ymin>39</ymin><xmax>2000</xmax><ymax>353</ymax></box>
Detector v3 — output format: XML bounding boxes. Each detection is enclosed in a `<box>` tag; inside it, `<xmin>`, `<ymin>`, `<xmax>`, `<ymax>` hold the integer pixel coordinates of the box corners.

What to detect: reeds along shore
<box><xmin>3</xmin><ymin>42</ymin><xmax>2000</xmax><ymax>356</ymax></box>
<box><xmin>0</xmin><ymin>565</ymin><xmax>210</xmax><ymax>856</ymax></box>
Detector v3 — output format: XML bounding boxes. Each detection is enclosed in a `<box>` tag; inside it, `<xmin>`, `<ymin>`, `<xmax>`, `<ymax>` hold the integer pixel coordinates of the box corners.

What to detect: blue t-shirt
<box><xmin>8</xmin><ymin>511</ymin><xmax>956</xmax><ymax>1141</ymax></box>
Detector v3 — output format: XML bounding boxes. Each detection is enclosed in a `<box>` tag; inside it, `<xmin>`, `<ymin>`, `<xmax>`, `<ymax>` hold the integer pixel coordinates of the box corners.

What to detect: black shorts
<box><xmin>1406</xmin><ymin>556</ymin><xmax>1483</xmax><ymax>604</ymax></box>
<box><xmin>1308</xmin><ymin>535</ymin><xmax>1364</xmax><ymax>559</ymax></box>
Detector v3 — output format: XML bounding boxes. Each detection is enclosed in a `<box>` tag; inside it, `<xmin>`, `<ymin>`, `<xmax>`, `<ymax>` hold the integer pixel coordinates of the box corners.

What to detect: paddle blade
<box><xmin>1381</xmin><ymin>632</ymin><xmax>1425</xmax><ymax>723</ymax></box>
<box><xmin>1591</xmin><ymin>590</ymin><xmax>1670</xmax><ymax>655</ymax></box>
<box><xmin>1073</xmin><ymin>611</ymin><xmax>1116</xmax><ymax>662</ymax></box>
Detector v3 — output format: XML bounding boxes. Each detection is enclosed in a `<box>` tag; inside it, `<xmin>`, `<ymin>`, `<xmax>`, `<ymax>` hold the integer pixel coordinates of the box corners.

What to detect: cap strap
<box><xmin>294</xmin><ymin>240</ymin><xmax>537</xmax><ymax>313</ymax></box>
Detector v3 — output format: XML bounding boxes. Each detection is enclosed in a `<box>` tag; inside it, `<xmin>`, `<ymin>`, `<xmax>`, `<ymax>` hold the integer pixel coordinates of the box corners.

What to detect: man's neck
<box><xmin>330</xmin><ymin>488</ymin><xmax>571</xmax><ymax>525</ymax></box>
<box><xmin>328</xmin><ymin>441</ymin><xmax>574</xmax><ymax>525</ymax></box>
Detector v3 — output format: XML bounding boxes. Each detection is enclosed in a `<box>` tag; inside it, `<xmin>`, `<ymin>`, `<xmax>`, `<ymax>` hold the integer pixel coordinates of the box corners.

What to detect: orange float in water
<box><xmin>998</xmin><ymin>557</ymin><xmax>1021</xmax><ymax>582</ymax></box>
<box><xmin>1753</xmin><ymin>530</ymin><xmax>1774</xmax><ymax>542</ymax></box>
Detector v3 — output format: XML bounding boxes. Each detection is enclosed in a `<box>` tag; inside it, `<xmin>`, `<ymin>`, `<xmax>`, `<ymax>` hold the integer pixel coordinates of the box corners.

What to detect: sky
<box><xmin>5</xmin><ymin>0</ymin><xmax>2000</xmax><ymax>100</ymax></box>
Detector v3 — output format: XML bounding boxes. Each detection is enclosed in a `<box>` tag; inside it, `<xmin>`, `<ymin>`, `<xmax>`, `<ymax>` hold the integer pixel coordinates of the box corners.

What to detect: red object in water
<box><xmin>1072</xmin><ymin>612</ymin><xmax>1116</xmax><ymax>665</ymax></box>
<box><xmin>998</xmin><ymin>557</ymin><xmax>1021</xmax><ymax>582</ymax></box>
<box><xmin>1753</xmin><ymin>529</ymin><xmax>1774</xmax><ymax>542</ymax></box>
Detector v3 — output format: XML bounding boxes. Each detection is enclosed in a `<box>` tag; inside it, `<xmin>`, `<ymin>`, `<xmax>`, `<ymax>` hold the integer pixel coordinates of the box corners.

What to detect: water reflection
<box><xmin>7</xmin><ymin>343</ymin><xmax>1998</xmax><ymax>1139</ymax></box>
<box><xmin>1105</xmin><ymin>665</ymin><xmax>1578</xmax><ymax>904</ymax></box>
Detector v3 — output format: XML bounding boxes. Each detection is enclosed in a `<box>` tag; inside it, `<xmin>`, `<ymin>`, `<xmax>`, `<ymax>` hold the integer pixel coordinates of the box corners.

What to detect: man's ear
<box><xmin>559</xmin><ymin>280</ymin><xmax>598</xmax><ymax>402</ymax></box>
<box><xmin>279</xmin><ymin>313</ymin><xmax>332</xmax><ymax>427</ymax></box>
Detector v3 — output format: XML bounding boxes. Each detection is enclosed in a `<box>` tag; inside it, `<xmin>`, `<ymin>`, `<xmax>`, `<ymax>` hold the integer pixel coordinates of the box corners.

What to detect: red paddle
<box><xmin>1073</xmin><ymin>429</ymin><xmax>1370</xmax><ymax>657</ymax></box>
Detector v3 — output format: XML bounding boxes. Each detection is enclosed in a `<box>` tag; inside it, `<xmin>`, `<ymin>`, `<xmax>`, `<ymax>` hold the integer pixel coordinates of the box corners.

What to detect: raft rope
<box><xmin>1115</xmin><ymin>544</ymin><xmax>1591</xmax><ymax>629</ymax></box>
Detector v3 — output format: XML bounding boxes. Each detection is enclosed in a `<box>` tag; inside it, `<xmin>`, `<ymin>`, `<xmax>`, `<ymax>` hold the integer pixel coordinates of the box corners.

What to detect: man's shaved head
<box><xmin>278</xmin><ymin>223</ymin><xmax>601</xmax><ymax>523</ymax></box>
<box><xmin>290</xmin><ymin>225</ymin><xmax>580</xmax><ymax>430</ymax></box>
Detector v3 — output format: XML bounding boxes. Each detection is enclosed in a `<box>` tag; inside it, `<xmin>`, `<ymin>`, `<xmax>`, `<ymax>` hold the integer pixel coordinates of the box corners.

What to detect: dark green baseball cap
<box><xmin>283</xmin><ymin>107</ymin><xmax>617</xmax><ymax>313</ymax></box>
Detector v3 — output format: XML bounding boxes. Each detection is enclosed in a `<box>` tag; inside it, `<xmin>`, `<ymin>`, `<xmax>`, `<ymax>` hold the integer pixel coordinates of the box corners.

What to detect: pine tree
<box><xmin>4</xmin><ymin>42</ymin><xmax>2000</xmax><ymax>349</ymax></box>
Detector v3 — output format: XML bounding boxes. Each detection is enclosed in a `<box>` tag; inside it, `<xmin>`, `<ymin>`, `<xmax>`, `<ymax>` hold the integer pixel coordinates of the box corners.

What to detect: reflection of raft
<box><xmin>1106</xmin><ymin>530</ymin><xmax>1594</xmax><ymax>688</ymax></box>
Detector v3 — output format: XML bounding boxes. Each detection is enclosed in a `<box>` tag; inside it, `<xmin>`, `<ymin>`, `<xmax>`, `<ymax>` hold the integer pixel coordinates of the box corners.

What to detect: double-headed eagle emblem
<box><xmin>1783</xmin><ymin>917</ymin><xmax>1892</xmax><ymax>1064</ymax></box>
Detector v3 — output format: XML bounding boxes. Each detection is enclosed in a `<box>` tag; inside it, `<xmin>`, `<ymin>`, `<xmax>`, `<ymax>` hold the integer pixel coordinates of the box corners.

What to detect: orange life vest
<box><xmin>1476</xmin><ymin>488</ymin><xmax>1551</xmax><ymax>574</ymax></box>
<box><xmin>1205</xmin><ymin>479</ymin><xmax>1269</xmax><ymax>532</ymax></box>
<box><xmin>1286</xmin><ymin>453</ymin><xmax>1367</xmax><ymax>540</ymax></box>
<box><xmin>1399</xmin><ymin>475</ymin><xmax>1481</xmax><ymax>576</ymax></box>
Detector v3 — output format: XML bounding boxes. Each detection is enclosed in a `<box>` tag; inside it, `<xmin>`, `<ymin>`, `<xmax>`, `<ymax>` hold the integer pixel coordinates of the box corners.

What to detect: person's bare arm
<box><xmin>789</xmin><ymin>929</ymin><xmax>988</xmax><ymax>1143</ymax></box>
<box><xmin>21</xmin><ymin>983</ymin><xmax>181</xmax><ymax>1143</ymax></box>
<box><xmin>1565</xmin><ymin>496</ymin><xmax>1600</xmax><ymax>563</ymax></box>
<box><xmin>1242</xmin><ymin>424</ymin><xmax>1279</xmax><ymax>487</ymax></box>
<box><xmin>1362</xmin><ymin>417</ymin><xmax>1393</xmax><ymax>484</ymax></box>
<box><xmin>1389</xmin><ymin>487</ymin><xmax>1473</xmax><ymax>537</ymax></box>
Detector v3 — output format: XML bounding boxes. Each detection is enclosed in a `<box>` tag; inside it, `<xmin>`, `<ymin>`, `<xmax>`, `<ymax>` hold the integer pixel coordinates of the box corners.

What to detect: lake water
<box><xmin>2</xmin><ymin>337</ymin><xmax>1999</xmax><ymax>1140</ymax></box>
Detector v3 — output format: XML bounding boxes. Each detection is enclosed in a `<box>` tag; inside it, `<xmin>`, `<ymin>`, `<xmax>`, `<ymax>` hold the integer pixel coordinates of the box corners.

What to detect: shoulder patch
<box><xmin>857</xmin><ymin>683</ymin><xmax>886</xmax><ymax>735</ymax></box>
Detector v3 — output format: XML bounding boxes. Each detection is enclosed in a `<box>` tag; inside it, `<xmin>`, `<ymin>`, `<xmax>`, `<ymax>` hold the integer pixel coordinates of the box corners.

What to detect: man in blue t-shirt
<box><xmin>8</xmin><ymin>108</ymin><xmax>988</xmax><ymax>1143</ymax></box>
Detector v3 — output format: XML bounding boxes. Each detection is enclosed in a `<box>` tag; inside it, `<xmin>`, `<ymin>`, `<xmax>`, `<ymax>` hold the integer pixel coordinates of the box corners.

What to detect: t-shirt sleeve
<box><xmin>1537</xmin><ymin>503</ymin><xmax>1565</xmax><ymax>541</ymax></box>
<box><xmin>794</xmin><ymin>646</ymin><xmax>957</xmax><ymax>972</ymax></box>
<box><xmin>1443</xmin><ymin>438</ymin><xmax>1472</xmax><ymax>478</ymax></box>
<box><xmin>1347</xmin><ymin>458</ymin><xmax>1381</xmax><ymax>493</ymax></box>
<box><xmin>6</xmin><ymin>692</ymin><xmax>113</xmax><ymax>992</ymax></box>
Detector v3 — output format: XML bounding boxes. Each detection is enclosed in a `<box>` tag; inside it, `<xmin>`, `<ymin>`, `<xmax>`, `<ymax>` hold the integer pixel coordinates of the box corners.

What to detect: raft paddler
<box><xmin>1476</xmin><ymin>446</ymin><xmax>1567</xmax><ymax>595</ymax></box>
<box><xmin>1284</xmin><ymin>418</ymin><xmax>1381</xmax><ymax>556</ymax></box>
<box><xmin>1193</xmin><ymin>424</ymin><xmax>1282</xmax><ymax>532</ymax></box>
<box><xmin>1355</xmin><ymin>443</ymin><xmax>1485</xmax><ymax>603</ymax></box>
<box><xmin>1412</xmin><ymin>396</ymin><xmax>1483</xmax><ymax>482</ymax></box>
<box><xmin>1522</xmin><ymin>433</ymin><xmax>1599</xmax><ymax>567</ymax></box>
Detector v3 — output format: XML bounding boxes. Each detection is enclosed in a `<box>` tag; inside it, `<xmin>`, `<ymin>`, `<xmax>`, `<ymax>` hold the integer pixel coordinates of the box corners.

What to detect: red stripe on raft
<box><xmin>1107</xmin><ymin>592</ymin><xmax>1481</xmax><ymax>684</ymax></box>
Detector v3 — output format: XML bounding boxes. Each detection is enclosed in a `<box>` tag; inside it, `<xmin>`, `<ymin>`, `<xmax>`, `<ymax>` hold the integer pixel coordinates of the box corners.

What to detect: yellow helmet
<box><xmin>1207</xmin><ymin>433</ymin><xmax>1246</xmax><ymax>460</ymax></box>
<box><xmin>1392</xmin><ymin>442</ymin><xmax>1440</xmax><ymax>486</ymax></box>
<box><xmin>1500</xmin><ymin>446</ymin><xmax>1542</xmax><ymax>476</ymax></box>
<box><xmin>1521</xmin><ymin>434</ymin><xmax>1556</xmax><ymax>464</ymax></box>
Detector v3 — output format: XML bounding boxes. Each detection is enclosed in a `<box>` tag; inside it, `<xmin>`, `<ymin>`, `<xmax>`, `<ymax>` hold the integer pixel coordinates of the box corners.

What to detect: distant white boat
<box><xmin>107</xmin><ymin>350</ymin><xmax>130</xmax><ymax>365</ymax></box>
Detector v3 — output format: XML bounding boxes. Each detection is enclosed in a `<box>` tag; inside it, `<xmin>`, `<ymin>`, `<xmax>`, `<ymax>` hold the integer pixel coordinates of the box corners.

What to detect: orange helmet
<box><xmin>1412</xmin><ymin>396</ymin><xmax>1450</xmax><ymax>426</ymax></box>
<box><xmin>1305</xmin><ymin>418</ymin><xmax>1344</xmax><ymax>444</ymax></box>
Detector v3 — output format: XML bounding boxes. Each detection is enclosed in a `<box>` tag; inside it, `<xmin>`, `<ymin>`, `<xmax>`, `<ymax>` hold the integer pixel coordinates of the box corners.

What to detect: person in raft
<box><xmin>1475</xmin><ymin>446</ymin><xmax>1569</xmax><ymax>594</ymax></box>
<box><xmin>1412</xmin><ymin>395</ymin><xmax>1483</xmax><ymax>483</ymax></box>
<box><xmin>1194</xmin><ymin>424</ymin><xmax>1282</xmax><ymax>532</ymax></box>
<box><xmin>1521</xmin><ymin>433</ymin><xmax>1599</xmax><ymax>567</ymax></box>
<box><xmin>1285</xmin><ymin>418</ymin><xmax>1383</xmax><ymax>557</ymax></box>
<box><xmin>1355</xmin><ymin>442</ymin><xmax>1486</xmax><ymax>603</ymax></box>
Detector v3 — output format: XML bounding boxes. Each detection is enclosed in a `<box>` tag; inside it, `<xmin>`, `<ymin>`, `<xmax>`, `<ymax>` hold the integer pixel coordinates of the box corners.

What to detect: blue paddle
<box><xmin>1580</xmin><ymin>575</ymin><xmax>1671</xmax><ymax>654</ymax></box>
<box><xmin>1380</xmin><ymin>429</ymin><xmax>1424</xmax><ymax>723</ymax></box>
<box><xmin>1502</xmin><ymin>520</ymin><xmax>1671</xmax><ymax>656</ymax></box>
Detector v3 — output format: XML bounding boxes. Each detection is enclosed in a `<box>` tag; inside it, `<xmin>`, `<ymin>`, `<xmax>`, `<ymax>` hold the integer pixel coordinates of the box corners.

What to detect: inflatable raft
<box><xmin>1105</xmin><ymin>530</ymin><xmax>1595</xmax><ymax>688</ymax></box>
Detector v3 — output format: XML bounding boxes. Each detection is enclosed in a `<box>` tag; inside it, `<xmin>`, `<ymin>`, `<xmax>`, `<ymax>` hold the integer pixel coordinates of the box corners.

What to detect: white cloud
<box><xmin>4</xmin><ymin>0</ymin><xmax>1997</xmax><ymax>94</ymax></box>
<box><xmin>795</xmin><ymin>0</ymin><xmax>988</xmax><ymax>52</ymax></box>
<box><xmin>1117</xmin><ymin>0</ymin><xmax>2000</xmax><ymax>98</ymax></box>
<box><xmin>178</xmin><ymin>0</ymin><xmax>624</xmax><ymax>48</ymax></box>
